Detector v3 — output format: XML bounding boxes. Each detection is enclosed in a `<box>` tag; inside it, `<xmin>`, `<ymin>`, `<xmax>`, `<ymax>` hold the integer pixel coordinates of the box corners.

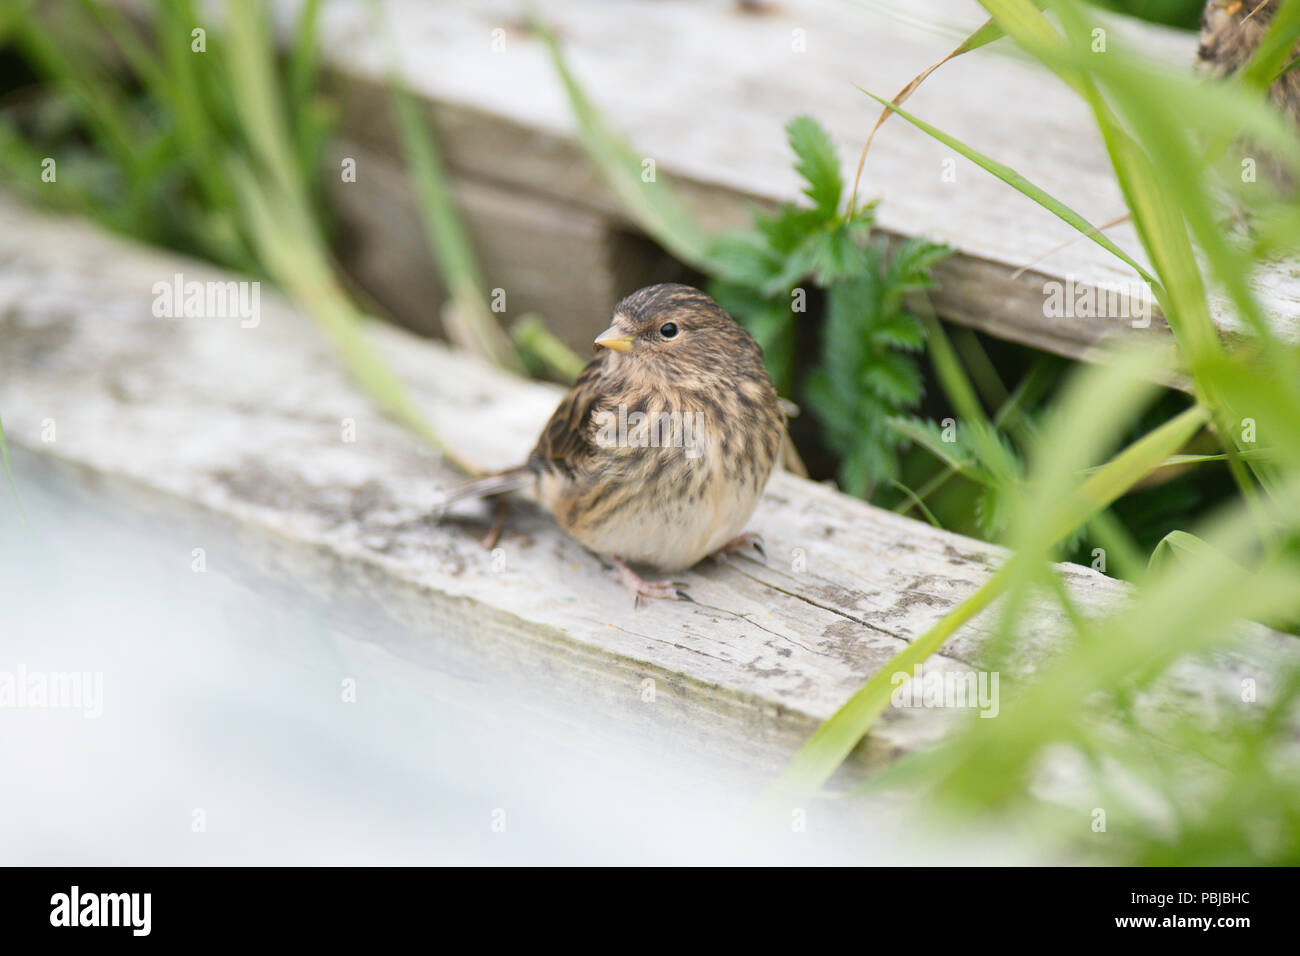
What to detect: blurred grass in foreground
<box><xmin>0</xmin><ymin>0</ymin><xmax>502</xmax><ymax>473</ymax></box>
<box><xmin>534</xmin><ymin>0</ymin><xmax>1300</xmax><ymax>861</ymax></box>
<box><xmin>773</xmin><ymin>0</ymin><xmax>1300</xmax><ymax>864</ymax></box>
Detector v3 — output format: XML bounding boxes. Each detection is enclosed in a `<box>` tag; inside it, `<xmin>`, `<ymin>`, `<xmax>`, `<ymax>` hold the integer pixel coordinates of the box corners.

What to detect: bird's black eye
<box><xmin>659</xmin><ymin>322</ymin><xmax>679</xmax><ymax>339</ymax></box>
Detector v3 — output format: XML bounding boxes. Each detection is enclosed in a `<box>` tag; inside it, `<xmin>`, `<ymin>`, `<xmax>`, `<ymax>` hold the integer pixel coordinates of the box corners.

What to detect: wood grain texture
<box><xmin>1</xmin><ymin>195</ymin><xmax>1293</xmax><ymax>775</ymax></box>
<box><xmin>296</xmin><ymin>0</ymin><xmax>1300</xmax><ymax>359</ymax></box>
<box><xmin>328</xmin><ymin>140</ymin><xmax>682</xmax><ymax>348</ymax></box>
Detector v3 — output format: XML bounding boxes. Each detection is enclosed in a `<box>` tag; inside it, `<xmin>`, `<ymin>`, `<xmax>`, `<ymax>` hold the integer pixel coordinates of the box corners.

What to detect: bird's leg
<box><xmin>611</xmin><ymin>557</ymin><xmax>692</xmax><ymax>606</ymax></box>
<box><xmin>480</xmin><ymin>498</ymin><xmax>510</xmax><ymax>551</ymax></box>
<box><xmin>712</xmin><ymin>532</ymin><xmax>766</xmax><ymax>564</ymax></box>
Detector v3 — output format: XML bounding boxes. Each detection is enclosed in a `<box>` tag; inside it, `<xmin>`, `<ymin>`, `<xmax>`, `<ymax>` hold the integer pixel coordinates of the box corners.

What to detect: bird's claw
<box><xmin>613</xmin><ymin>558</ymin><xmax>692</xmax><ymax>605</ymax></box>
<box><xmin>713</xmin><ymin>533</ymin><xmax>766</xmax><ymax>564</ymax></box>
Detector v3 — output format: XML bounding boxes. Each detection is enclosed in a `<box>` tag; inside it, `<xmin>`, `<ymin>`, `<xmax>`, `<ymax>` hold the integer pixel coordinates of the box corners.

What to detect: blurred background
<box><xmin>3</xmin><ymin>0</ymin><xmax>1300</xmax><ymax>865</ymax></box>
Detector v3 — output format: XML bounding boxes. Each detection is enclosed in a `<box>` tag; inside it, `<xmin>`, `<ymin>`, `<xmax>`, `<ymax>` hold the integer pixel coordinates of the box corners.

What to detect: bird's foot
<box><xmin>611</xmin><ymin>557</ymin><xmax>692</xmax><ymax>607</ymax></box>
<box><xmin>712</xmin><ymin>532</ymin><xmax>766</xmax><ymax>564</ymax></box>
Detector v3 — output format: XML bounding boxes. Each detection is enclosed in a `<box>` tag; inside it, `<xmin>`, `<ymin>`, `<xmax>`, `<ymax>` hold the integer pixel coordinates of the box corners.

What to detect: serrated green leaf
<box><xmin>808</xmin><ymin>226</ymin><xmax>872</xmax><ymax>285</ymax></box>
<box><xmin>974</xmin><ymin>482</ymin><xmax>1010</xmax><ymax>537</ymax></box>
<box><xmin>706</xmin><ymin>229</ymin><xmax>782</xmax><ymax>287</ymax></box>
<box><xmin>863</xmin><ymin>351</ymin><xmax>923</xmax><ymax>405</ymax></box>
<box><xmin>760</xmin><ymin>238</ymin><xmax>822</xmax><ymax>297</ymax></box>
<box><xmin>755</xmin><ymin>204</ymin><xmax>825</xmax><ymax>255</ymax></box>
<box><xmin>871</xmin><ymin>312</ymin><xmax>925</xmax><ymax>351</ymax></box>
<box><xmin>786</xmin><ymin>114</ymin><xmax>842</xmax><ymax>221</ymax></box>
<box><xmin>888</xmin><ymin>237</ymin><xmax>952</xmax><ymax>288</ymax></box>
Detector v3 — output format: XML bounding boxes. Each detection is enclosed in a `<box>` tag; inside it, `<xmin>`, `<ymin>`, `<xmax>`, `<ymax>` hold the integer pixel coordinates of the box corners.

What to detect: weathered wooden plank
<box><xmin>297</xmin><ymin>0</ymin><xmax>1300</xmax><ymax>359</ymax></box>
<box><xmin>1</xmin><ymin>195</ymin><xmax>1293</xmax><ymax>777</ymax></box>
<box><xmin>328</xmin><ymin>139</ymin><xmax>682</xmax><ymax>348</ymax></box>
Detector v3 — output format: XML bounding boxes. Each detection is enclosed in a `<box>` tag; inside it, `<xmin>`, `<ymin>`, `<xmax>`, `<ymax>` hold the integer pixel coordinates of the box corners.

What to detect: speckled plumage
<box><xmin>443</xmin><ymin>283</ymin><xmax>785</xmax><ymax>600</ymax></box>
<box><xmin>1197</xmin><ymin>1</ymin><xmax>1300</xmax><ymax>128</ymax></box>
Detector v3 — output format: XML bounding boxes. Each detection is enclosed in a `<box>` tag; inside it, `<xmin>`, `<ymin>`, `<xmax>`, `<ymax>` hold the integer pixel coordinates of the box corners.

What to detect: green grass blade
<box><xmin>387</xmin><ymin>83</ymin><xmax>523</xmax><ymax>372</ymax></box>
<box><xmin>772</xmin><ymin>390</ymin><xmax>1208</xmax><ymax>798</ymax></box>
<box><xmin>512</xmin><ymin>315</ymin><xmax>587</xmax><ymax>382</ymax></box>
<box><xmin>534</xmin><ymin>16</ymin><xmax>721</xmax><ymax>273</ymax></box>
<box><xmin>1147</xmin><ymin>529</ymin><xmax>1237</xmax><ymax>574</ymax></box>
<box><xmin>856</xmin><ymin>87</ymin><xmax>1158</xmax><ymax>289</ymax></box>
<box><xmin>888</xmin><ymin>478</ymin><xmax>944</xmax><ymax>529</ymax></box>
<box><xmin>8</xmin><ymin>0</ymin><xmax>143</xmax><ymax>174</ymax></box>
<box><xmin>922</xmin><ymin>312</ymin><xmax>1021</xmax><ymax>488</ymax></box>
<box><xmin>287</xmin><ymin>0</ymin><xmax>324</xmax><ymax>115</ymax></box>
<box><xmin>1240</xmin><ymin>0</ymin><xmax>1300</xmax><ymax>89</ymax></box>
<box><xmin>229</xmin><ymin>161</ymin><xmax>479</xmax><ymax>474</ymax></box>
<box><xmin>884</xmin><ymin>417</ymin><xmax>977</xmax><ymax>477</ymax></box>
<box><xmin>220</xmin><ymin>0</ymin><xmax>481</xmax><ymax>473</ymax></box>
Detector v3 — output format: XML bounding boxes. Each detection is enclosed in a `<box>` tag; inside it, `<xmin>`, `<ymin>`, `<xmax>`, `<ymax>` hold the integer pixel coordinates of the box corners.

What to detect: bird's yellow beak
<box><xmin>593</xmin><ymin>324</ymin><xmax>635</xmax><ymax>353</ymax></box>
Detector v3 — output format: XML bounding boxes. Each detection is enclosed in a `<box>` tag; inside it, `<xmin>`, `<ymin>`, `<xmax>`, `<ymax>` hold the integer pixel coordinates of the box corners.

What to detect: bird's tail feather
<box><xmin>436</xmin><ymin>465</ymin><xmax>532</xmax><ymax>510</ymax></box>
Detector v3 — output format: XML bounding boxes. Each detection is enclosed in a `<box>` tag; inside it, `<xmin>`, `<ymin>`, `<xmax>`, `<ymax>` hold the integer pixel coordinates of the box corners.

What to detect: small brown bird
<box><xmin>440</xmin><ymin>283</ymin><xmax>785</xmax><ymax>602</ymax></box>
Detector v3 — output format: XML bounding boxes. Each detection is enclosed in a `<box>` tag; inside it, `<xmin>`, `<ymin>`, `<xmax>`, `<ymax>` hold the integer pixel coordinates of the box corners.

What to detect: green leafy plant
<box><xmin>798</xmin><ymin>237</ymin><xmax>949</xmax><ymax>496</ymax></box>
<box><xmin>707</xmin><ymin>117</ymin><xmax>955</xmax><ymax>497</ymax></box>
<box><xmin>711</xmin><ymin>119</ymin><xmax>953</xmax><ymax>495</ymax></box>
<box><xmin>771</xmin><ymin>0</ymin><xmax>1300</xmax><ymax>865</ymax></box>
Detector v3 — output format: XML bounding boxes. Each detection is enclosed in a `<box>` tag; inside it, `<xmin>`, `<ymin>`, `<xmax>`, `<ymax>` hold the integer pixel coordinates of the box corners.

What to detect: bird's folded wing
<box><xmin>528</xmin><ymin>355</ymin><xmax>605</xmax><ymax>477</ymax></box>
